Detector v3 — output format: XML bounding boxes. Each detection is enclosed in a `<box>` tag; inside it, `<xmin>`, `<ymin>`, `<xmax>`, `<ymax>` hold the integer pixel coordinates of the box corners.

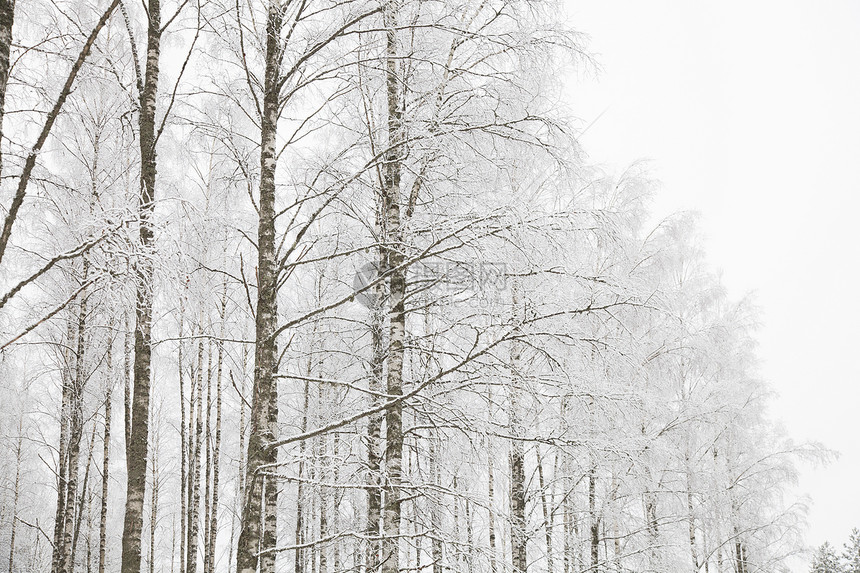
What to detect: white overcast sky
<box><xmin>563</xmin><ymin>0</ymin><xmax>860</xmax><ymax>566</ymax></box>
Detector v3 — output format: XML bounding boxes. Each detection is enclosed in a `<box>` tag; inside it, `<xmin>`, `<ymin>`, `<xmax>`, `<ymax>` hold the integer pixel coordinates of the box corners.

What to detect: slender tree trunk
<box><xmin>52</xmin><ymin>319</ymin><xmax>76</xmax><ymax>573</ymax></box>
<box><xmin>562</xmin><ymin>486</ymin><xmax>571</xmax><ymax>573</ymax></box>
<box><xmin>734</xmin><ymin>536</ymin><xmax>745</xmax><ymax>573</ymax></box>
<box><xmin>466</xmin><ymin>497</ymin><xmax>475</xmax><ymax>573</ymax></box>
<box><xmin>537</xmin><ymin>450</ymin><xmax>554</xmax><ymax>573</ymax></box>
<box><xmin>7</xmin><ymin>426</ymin><xmax>22</xmax><ymax>573</ymax></box>
<box><xmin>231</xmin><ymin>348</ymin><xmax>247</xmax><ymax>573</ymax></box>
<box><xmin>508</xmin><ymin>283</ymin><xmax>527</xmax><ymax>573</ymax></box>
<box><xmin>188</xmin><ymin>339</ymin><xmax>205</xmax><ymax>573</ymax></box>
<box><xmin>428</xmin><ymin>436</ymin><xmax>442</xmax><ymax>573</ymax></box>
<box><xmin>319</xmin><ymin>433</ymin><xmax>329</xmax><ymax>573</ymax></box>
<box><xmin>99</xmin><ymin>379</ymin><xmax>112</xmax><ymax>573</ymax></box>
<box><xmin>487</xmin><ymin>439</ymin><xmax>497</xmax><ymax>573</ymax></box>
<box><xmin>203</xmin><ymin>342</ymin><xmax>213</xmax><ymax>573</ymax></box>
<box><xmin>149</xmin><ymin>437</ymin><xmax>159</xmax><ymax>573</ymax></box>
<box><xmin>124</xmin><ymin>313</ymin><xmax>132</xmax><ymax>464</ymax></box>
<box><xmin>686</xmin><ymin>462</ymin><xmax>699</xmax><ymax>573</ymax></box>
<box><xmin>185</xmin><ymin>354</ymin><xmax>197</xmax><ymax>573</ymax></box>
<box><xmin>207</xmin><ymin>299</ymin><xmax>225</xmax><ymax>573</ymax></box>
<box><xmin>62</xmin><ymin>278</ymin><xmax>90</xmax><ymax>573</ymax></box>
<box><xmin>71</xmin><ymin>422</ymin><xmax>97</xmax><ymax>571</ymax></box>
<box><xmin>589</xmin><ymin>467</ymin><xmax>599</xmax><ymax>573</ymax></box>
<box><xmin>365</xmin><ymin>282</ymin><xmax>384</xmax><ymax>573</ymax></box>
<box><xmin>295</xmin><ymin>376</ymin><xmax>310</xmax><ymax>573</ymax></box>
<box><xmin>86</xmin><ymin>469</ymin><xmax>94</xmax><ymax>573</ymax></box>
<box><xmin>177</xmin><ymin>284</ymin><xmax>189</xmax><ymax>573</ymax></box>
<box><xmin>121</xmin><ymin>0</ymin><xmax>162</xmax><ymax>567</ymax></box>
<box><xmin>235</xmin><ymin>2</ymin><xmax>282</xmax><ymax>570</ymax></box>
<box><xmin>332</xmin><ymin>432</ymin><xmax>342</xmax><ymax>573</ymax></box>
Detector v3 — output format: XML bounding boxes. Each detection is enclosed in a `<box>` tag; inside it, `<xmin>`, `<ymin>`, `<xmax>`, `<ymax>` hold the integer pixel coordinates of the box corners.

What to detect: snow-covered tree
<box><xmin>812</xmin><ymin>542</ymin><xmax>843</xmax><ymax>573</ymax></box>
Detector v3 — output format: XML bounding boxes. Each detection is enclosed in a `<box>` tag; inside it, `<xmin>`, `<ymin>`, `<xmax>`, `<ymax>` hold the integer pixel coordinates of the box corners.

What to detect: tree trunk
<box><xmin>207</xmin><ymin>297</ymin><xmax>225</xmax><ymax>573</ymax></box>
<box><xmin>52</xmin><ymin>316</ymin><xmax>79</xmax><ymax>573</ymax></box>
<box><xmin>487</xmin><ymin>437</ymin><xmax>497</xmax><ymax>573</ymax></box>
<box><xmin>686</xmin><ymin>462</ymin><xmax>699</xmax><ymax>573</ymax></box>
<box><xmin>149</xmin><ymin>438</ymin><xmax>159</xmax><ymax>573</ymax></box>
<box><xmin>509</xmin><ymin>430</ymin><xmax>527</xmax><ymax>573</ymax></box>
<box><xmin>589</xmin><ymin>466</ymin><xmax>599</xmax><ymax>573</ymax></box>
<box><xmin>121</xmin><ymin>0</ymin><xmax>162</xmax><ymax>567</ymax></box>
<box><xmin>537</xmin><ymin>450</ymin><xmax>554</xmax><ymax>573</ymax></box>
<box><xmin>331</xmin><ymin>433</ymin><xmax>342</xmax><ymax>573</ymax></box>
<box><xmin>235</xmin><ymin>1</ymin><xmax>282</xmax><ymax>570</ymax></box>
<box><xmin>203</xmin><ymin>341</ymin><xmax>213</xmax><ymax>573</ymax></box>
<box><xmin>231</xmin><ymin>348</ymin><xmax>248</xmax><ymax>573</ymax></box>
<box><xmin>71</xmin><ymin>422</ymin><xmax>98</xmax><ymax>571</ymax></box>
<box><xmin>99</xmin><ymin>379</ymin><xmax>112</xmax><ymax>573</ymax></box>
<box><xmin>365</xmin><ymin>271</ymin><xmax>385</xmax><ymax>573</ymax></box>
<box><xmin>380</xmin><ymin>1</ymin><xmax>405</xmax><ymax>571</ymax></box>
<box><xmin>0</xmin><ymin>0</ymin><xmax>14</xmax><ymax>177</ymax></box>
<box><xmin>428</xmin><ymin>436</ymin><xmax>443</xmax><ymax>573</ymax></box>
<box><xmin>509</xmin><ymin>283</ymin><xmax>527</xmax><ymax>573</ymax></box>
<box><xmin>188</xmin><ymin>339</ymin><xmax>205</xmax><ymax>573</ymax></box>
<box><xmin>62</xmin><ymin>277</ymin><xmax>90</xmax><ymax>573</ymax></box>
<box><xmin>7</xmin><ymin>426</ymin><xmax>22</xmax><ymax>573</ymax></box>
<box><xmin>179</xmin><ymin>294</ymin><xmax>188</xmax><ymax>573</ymax></box>
<box><xmin>295</xmin><ymin>376</ymin><xmax>310</xmax><ymax>573</ymax></box>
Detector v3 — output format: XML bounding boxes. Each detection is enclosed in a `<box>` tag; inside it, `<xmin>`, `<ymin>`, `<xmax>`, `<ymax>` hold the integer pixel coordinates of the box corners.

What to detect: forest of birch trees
<box><xmin>0</xmin><ymin>0</ymin><xmax>819</xmax><ymax>572</ymax></box>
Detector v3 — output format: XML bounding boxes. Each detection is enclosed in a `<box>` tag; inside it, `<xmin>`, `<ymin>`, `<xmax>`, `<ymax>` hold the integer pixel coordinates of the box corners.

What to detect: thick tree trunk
<box><xmin>235</xmin><ymin>2</ymin><xmax>282</xmax><ymax>571</ymax></box>
<box><xmin>121</xmin><ymin>0</ymin><xmax>161</xmax><ymax>568</ymax></box>
<box><xmin>380</xmin><ymin>2</ymin><xmax>405</xmax><ymax>571</ymax></box>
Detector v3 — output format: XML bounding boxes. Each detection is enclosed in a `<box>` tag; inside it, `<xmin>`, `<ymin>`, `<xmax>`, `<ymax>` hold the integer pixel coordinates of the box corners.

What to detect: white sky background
<box><xmin>562</xmin><ymin>0</ymin><xmax>860</xmax><ymax>567</ymax></box>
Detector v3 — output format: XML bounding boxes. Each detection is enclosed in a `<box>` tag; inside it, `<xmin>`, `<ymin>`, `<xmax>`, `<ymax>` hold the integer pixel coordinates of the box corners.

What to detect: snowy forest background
<box><xmin>0</xmin><ymin>1</ymin><xmax>837</xmax><ymax>573</ymax></box>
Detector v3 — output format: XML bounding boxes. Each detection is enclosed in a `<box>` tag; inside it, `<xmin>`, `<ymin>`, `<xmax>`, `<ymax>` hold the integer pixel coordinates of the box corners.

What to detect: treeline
<box><xmin>811</xmin><ymin>529</ymin><xmax>860</xmax><ymax>573</ymax></box>
<box><xmin>0</xmin><ymin>0</ymin><xmax>818</xmax><ymax>573</ymax></box>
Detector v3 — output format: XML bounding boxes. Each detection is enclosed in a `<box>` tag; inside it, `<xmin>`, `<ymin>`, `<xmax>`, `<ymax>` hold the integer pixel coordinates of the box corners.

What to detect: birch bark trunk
<box><xmin>235</xmin><ymin>1</ymin><xmax>282</xmax><ymax>570</ymax></box>
<box><xmin>121</xmin><ymin>0</ymin><xmax>162</xmax><ymax>568</ymax></box>
<box><xmin>0</xmin><ymin>0</ymin><xmax>14</xmax><ymax>176</ymax></box>
<box><xmin>380</xmin><ymin>1</ymin><xmax>405</xmax><ymax>570</ymax></box>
